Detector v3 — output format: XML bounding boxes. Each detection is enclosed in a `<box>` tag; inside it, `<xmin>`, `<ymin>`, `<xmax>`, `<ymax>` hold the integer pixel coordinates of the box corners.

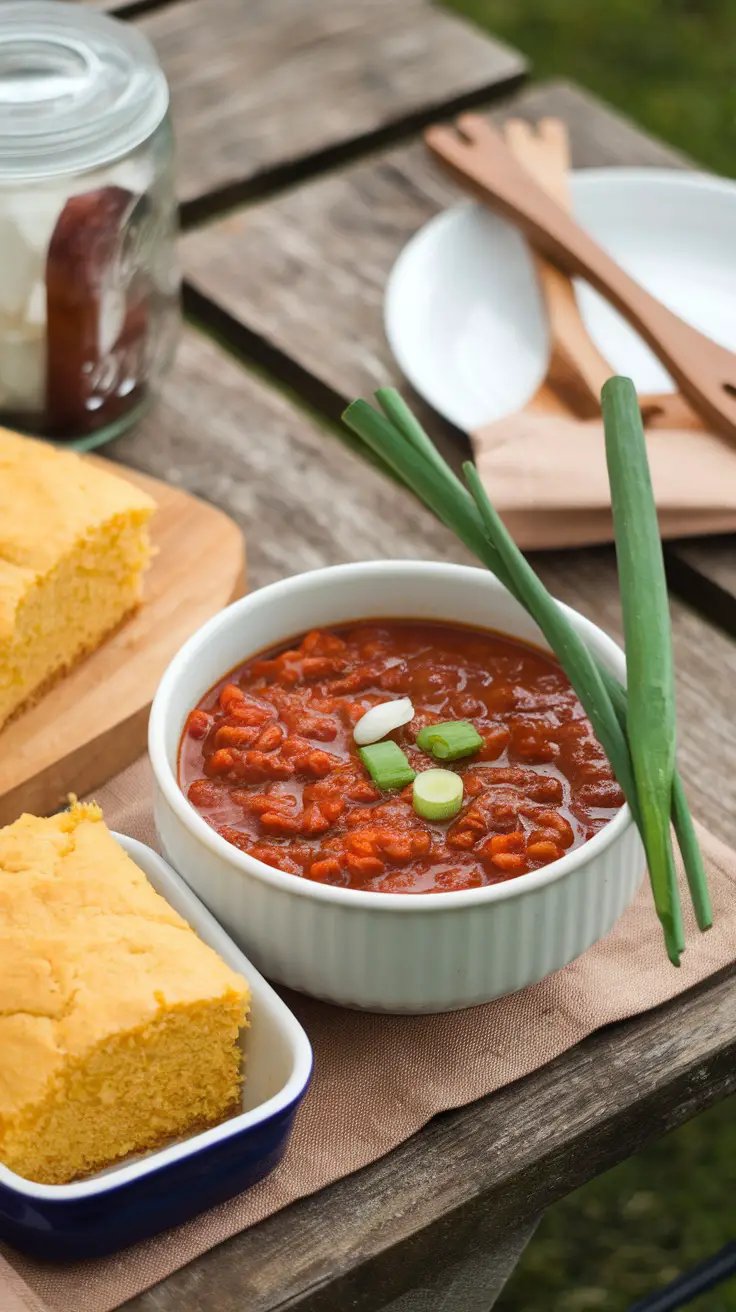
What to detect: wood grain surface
<box><xmin>135</xmin><ymin>0</ymin><xmax>525</xmax><ymax>211</ymax></box>
<box><xmin>181</xmin><ymin>79</ymin><xmax>736</xmax><ymax>634</ymax></box>
<box><xmin>4</xmin><ymin>0</ymin><xmax>734</xmax><ymax>1300</ymax></box>
<box><xmin>121</xmin><ymin>952</ymin><xmax>736</xmax><ymax>1311</ymax></box>
<box><xmin>180</xmin><ymin>81</ymin><xmax>689</xmax><ymax>425</ymax></box>
<box><xmin>0</xmin><ymin>459</ymin><xmax>244</xmax><ymax>827</ymax></box>
<box><xmin>107</xmin><ymin>324</ymin><xmax>736</xmax><ymax>1312</ymax></box>
<box><xmin>110</xmin><ymin>329</ymin><xmax>467</xmax><ymax>586</ymax></box>
<box><xmin>34</xmin><ymin>59</ymin><xmax>730</xmax><ymax>1312</ymax></box>
<box><xmin>379</xmin><ymin>1220</ymin><xmax>541</xmax><ymax>1312</ymax></box>
<box><xmin>112</xmin><ymin>329</ymin><xmax>736</xmax><ymax>850</ymax></box>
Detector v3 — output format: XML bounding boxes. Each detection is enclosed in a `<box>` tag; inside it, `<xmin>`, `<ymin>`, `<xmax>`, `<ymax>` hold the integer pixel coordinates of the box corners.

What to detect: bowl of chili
<box><xmin>149</xmin><ymin>561</ymin><xmax>644</xmax><ymax>1013</ymax></box>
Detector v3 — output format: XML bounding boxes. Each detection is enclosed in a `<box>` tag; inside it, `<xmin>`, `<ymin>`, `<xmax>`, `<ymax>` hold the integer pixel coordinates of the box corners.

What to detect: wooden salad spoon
<box><xmin>501</xmin><ymin>117</ymin><xmax>700</xmax><ymax>431</ymax></box>
<box><xmin>425</xmin><ymin>114</ymin><xmax>736</xmax><ymax>445</ymax></box>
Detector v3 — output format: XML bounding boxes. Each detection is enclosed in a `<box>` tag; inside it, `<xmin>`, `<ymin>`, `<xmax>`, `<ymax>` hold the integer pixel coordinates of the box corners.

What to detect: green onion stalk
<box><xmin>601</xmin><ymin>379</ymin><xmax>683</xmax><ymax>958</ymax></box>
<box><xmin>342</xmin><ymin>380</ymin><xmax>711</xmax><ymax>964</ymax></box>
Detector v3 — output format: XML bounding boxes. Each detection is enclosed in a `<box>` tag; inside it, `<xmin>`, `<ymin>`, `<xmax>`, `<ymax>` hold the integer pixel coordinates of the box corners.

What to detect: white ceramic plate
<box><xmin>384</xmin><ymin>169</ymin><xmax>736</xmax><ymax>430</ymax></box>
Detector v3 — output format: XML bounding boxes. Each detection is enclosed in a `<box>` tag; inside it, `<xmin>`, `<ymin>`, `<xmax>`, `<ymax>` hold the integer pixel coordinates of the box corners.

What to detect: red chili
<box><xmin>179</xmin><ymin>622</ymin><xmax>624</xmax><ymax>894</ymax></box>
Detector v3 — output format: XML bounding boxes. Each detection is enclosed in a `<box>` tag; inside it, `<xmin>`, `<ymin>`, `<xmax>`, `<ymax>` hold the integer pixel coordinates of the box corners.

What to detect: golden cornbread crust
<box><xmin>0</xmin><ymin>803</ymin><xmax>250</xmax><ymax>1184</ymax></box>
<box><xmin>0</xmin><ymin>428</ymin><xmax>155</xmax><ymax>731</ymax></box>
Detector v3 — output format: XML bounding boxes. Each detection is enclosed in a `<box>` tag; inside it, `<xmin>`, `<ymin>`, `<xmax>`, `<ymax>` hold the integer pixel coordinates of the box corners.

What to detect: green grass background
<box><xmin>445</xmin><ymin>0</ymin><xmax>736</xmax><ymax>175</ymax></box>
<box><xmin>494</xmin><ymin>1098</ymin><xmax>736</xmax><ymax>1310</ymax></box>
<box><xmin>439</xmin><ymin>1</ymin><xmax>736</xmax><ymax>1306</ymax></box>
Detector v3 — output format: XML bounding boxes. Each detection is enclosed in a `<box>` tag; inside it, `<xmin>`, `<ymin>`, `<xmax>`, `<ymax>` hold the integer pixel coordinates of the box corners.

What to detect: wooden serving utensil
<box><xmin>502</xmin><ymin>116</ymin><xmax>609</xmax><ymax>421</ymax></box>
<box><xmin>502</xmin><ymin>117</ymin><xmax>700</xmax><ymax>431</ymax></box>
<box><xmin>426</xmin><ymin>114</ymin><xmax>736</xmax><ymax>445</ymax></box>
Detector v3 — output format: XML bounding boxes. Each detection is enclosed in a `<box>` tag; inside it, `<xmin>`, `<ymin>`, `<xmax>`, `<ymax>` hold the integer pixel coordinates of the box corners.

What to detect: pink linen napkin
<box><xmin>472</xmin><ymin>411</ymin><xmax>736</xmax><ymax>550</ymax></box>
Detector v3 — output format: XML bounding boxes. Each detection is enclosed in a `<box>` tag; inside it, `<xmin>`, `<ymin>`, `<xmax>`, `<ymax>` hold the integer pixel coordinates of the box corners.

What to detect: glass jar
<box><xmin>0</xmin><ymin>1</ymin><xmax>179</xmax><ymax>447</ymax></box>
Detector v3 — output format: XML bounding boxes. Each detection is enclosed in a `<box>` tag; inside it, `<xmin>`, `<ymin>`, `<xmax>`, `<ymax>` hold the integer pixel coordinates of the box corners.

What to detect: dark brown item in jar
<box><xmin>45</xmin><ymin>186</ymin><xmax>150</xmax><ymax>439</ymax></box>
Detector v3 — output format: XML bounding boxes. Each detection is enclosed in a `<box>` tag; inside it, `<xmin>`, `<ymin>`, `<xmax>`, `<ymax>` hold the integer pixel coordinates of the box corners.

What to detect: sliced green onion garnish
<box><xmin>358</xmin><ymin>741</ymin><xmax>416</xmax><ymax>790</ymax></box>
<box><xmin>412</xmin><ymin>769</ymin><xmax>464</xmax><ymax>820</ymax></box>
<box><xmin>416</xmin><ymin>720</ymin><xmax>484</xmax><ymax>761</ymax></box>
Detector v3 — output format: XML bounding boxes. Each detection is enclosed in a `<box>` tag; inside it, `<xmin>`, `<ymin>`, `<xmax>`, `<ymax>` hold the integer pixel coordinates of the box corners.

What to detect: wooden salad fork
<box><xmin>425</xmin><ymin>113</ymin><xmax>736</xmax><ymax>445</ymax></box>
<box><xmin>502</xmin><ymin>117</ymin><xmax>700</xmax><ymax>430</ymax></box>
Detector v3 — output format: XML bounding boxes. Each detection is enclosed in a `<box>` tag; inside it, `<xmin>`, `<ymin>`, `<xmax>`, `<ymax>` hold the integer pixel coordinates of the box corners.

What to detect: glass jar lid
<box><xmin>0</xmin><ymin>1</ymin><xmax>169</xmax><ymax>181</ymax></box>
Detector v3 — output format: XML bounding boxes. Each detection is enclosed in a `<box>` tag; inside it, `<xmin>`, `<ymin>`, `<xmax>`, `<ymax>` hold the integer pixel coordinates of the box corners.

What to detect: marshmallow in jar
<box><xmin>0</xmin><ymin>1</ymin><xmax>179</xmax><ymax>445</ymax></box>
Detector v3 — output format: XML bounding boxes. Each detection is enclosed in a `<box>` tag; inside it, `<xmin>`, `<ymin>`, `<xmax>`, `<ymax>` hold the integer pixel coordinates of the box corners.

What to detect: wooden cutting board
<box><xmin>0</xmin><ymin>458</ymin><xmax>245</xmax><ymax>826</ymax></box>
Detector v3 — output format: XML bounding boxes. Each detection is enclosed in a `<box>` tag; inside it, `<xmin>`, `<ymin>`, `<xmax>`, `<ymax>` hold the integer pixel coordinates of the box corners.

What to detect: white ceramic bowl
<box><xmin>149</xmin><ymin>562</ymin><xmax>645</xmax><ymax>1013</ymax></box>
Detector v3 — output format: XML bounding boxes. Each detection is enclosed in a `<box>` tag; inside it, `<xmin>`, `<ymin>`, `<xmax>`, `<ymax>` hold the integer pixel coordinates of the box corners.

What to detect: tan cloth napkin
<box><xmin>4</xmin><ymin>756</ymin><xmax>736</xmax><ymax>1312</ymax></box>
<box><xmin>472</xmin><ymin>412</ymin><xmax>736</xmax><ymax>550</ymax></box>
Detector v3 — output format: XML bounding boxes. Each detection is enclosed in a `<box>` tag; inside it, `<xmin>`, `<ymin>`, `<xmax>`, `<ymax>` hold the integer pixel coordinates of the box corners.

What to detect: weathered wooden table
<box><xmin>96</xmin><ymin>2</ymin><xmax>736</xmax><ymax>1307</ymax></box>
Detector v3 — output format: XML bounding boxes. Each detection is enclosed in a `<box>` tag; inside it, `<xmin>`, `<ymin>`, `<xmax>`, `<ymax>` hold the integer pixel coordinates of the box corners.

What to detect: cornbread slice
<box><xmin>0</xmin><ymin>428</ymin><xmax>155</xmax><ymax>729</ymax></box>
<box><xmin>0</xmin><ymin>802</ymin><xmax>249</xmax><ymax>1185</ymax></box>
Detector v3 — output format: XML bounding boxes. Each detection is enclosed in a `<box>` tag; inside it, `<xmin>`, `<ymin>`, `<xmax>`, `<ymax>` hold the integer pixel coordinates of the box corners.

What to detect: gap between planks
<box><xmin>122</xmin><ymin>963</ymin><xmax>736</xmax><ymax>1312</ymax></box>
<box><xmin>179</xmin><ymin>81</ymin><xmax>736</xmax><ymax>644</ymax></box>
<box><xmin>91</xmin><ymin>0</ymin><xmax>181</xmax><ymax>19</ymax></box>
<box><xmin>97</xmin><ymin>0</ymin><xmax>525</xmax><ymax>224</ymax></box>
<box><xmin>135</xmin><ymin>321</ymin><xmax>736</xmax><ymax>854</ymax></box>
<box><xmin>177</xmin><ymin>72</ymin><xmax>527</xmax><ymax>231</ymax></box>
<box><xmin>181</xmin><ymin>284</ymin><xmax>464</xmax><ymax>475</ymax></box>
<box><xmin>664</xmin><ymin>548</ymin><xmax>736</xmax><ymax>637</ymax></box>
<box><xmin>182</xmin><ymin>283</ymin><xmax>736</xmax><ymax>650</ymax></box>
<box><xmin>99</xmin><ymin>324</ymin><xmax>736</xmax><ymax>1310</ymax></box>
<box><xmin>128</xmin><ymin>0</ymin><xmax>527</xmax><ymax>222</ymax></box>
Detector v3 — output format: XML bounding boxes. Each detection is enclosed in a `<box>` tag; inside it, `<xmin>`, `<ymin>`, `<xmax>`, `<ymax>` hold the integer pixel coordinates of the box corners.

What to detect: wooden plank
<box><xmin>123</xmin><ymin>971</ymin><xmax>736</xmax><ymax>1312</ymax></box>
<box><xmin>179</xmin><ymin>80</ymin><xmax>688</xmax><ymax>430</ymax></box>
<box><xmin>378</xmin><ymin>1219</ymin><xmax>541</xmax><ymax>1311</ymax></box>
<box><xmin>76</xmin><ymin>0</ymin><xmax>165</xmax><ymax>14</ymax></box>
<box><xmin>665</xmin><ymin>537</ymin><xmax>736</xmax><ymax>635</ymax></box>
<box><xmin>78</xmin><ymin>0</ymin><xmax>199</xmax><ymax>17</ymax></box>
<box><xmin>180</xmin><ymin>126</ymin><xmax>459</xmax><ymax>414</ymax></box>
<box><xmin>181</xmin><ymin>78</ymin><xmax>736</xmax><ymax>630</ymax></box>
<box><xmin>109</xmin><ymin>325</ymin><xmax>736</xmax><ymax>1312</ymax></box>
<box><xmin>103</xmin><ymin>322</ymin><xmax>736</xmax><ymax>1311</ymax></box>
<box><xmin>112</xmin><ymin>329</ymin><xmax>736</xmax><ymax>851</ymax></box>
<box><xmin>135</xmin><ymin>0</ymin><xmax>526</xmax><ymax>212</ymax></box>
<box><xmin>110</xmin><ymin>327</ymin><xmax>469</xmax><ymax>587</ymax></box>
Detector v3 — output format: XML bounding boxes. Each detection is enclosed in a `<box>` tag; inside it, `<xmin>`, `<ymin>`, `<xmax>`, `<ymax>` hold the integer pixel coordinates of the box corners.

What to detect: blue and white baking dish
<box><xmin>0</xmin><ymin>835</ymin><xmax>313</xmax><ymax>1261</ymax></box>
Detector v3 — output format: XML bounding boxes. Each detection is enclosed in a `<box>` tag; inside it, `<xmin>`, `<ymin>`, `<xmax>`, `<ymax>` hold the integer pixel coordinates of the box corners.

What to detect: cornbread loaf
<box><xmin>0</xmin><ymin>802</ymin><xmax>250</xmax><ymax>1185</ymax></box>
<box><xmin>0</xmin><ymin>427</ymin><xmax>154</xmax><ymax>730</ymax></box>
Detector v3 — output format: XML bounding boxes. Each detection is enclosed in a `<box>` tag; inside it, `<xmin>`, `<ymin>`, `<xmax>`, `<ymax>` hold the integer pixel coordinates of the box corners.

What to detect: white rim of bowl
<box><xmin>149</xmin><ymin>561</ymin><xmax>634</xmax><ymax>912</ymax></box>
